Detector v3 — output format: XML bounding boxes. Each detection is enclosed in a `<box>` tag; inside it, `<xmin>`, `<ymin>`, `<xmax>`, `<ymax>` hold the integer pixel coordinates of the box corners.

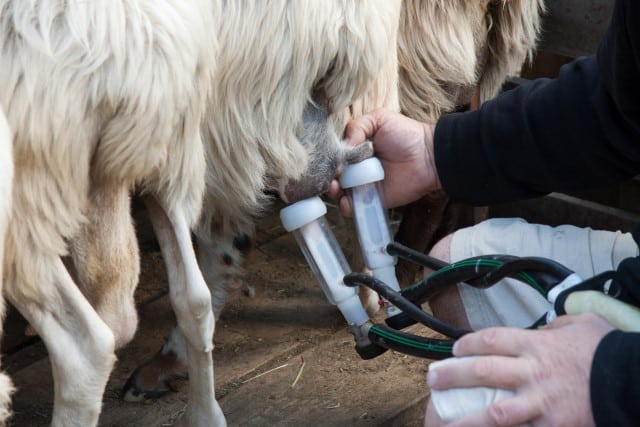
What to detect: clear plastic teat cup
<box><xmin>280</xmin><ymin>197</ymin><xmax>369</xmax><ymax>327</ymax></box>
<box><xmin>339</xmin><ymin>157</ymin><xmax>401</xmax><ymax>316</ymax></box>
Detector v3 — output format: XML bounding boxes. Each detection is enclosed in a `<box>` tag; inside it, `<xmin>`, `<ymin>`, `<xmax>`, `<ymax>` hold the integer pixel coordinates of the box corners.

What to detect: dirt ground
<box><xmin>3</xmin><ymin>201</ymin><xmax>435</xmax><ymax>426</ymax></box>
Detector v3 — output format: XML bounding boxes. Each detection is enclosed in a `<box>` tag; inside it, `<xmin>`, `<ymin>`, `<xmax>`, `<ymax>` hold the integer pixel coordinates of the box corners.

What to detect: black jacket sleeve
<box><xmin>590</xmin><ymin>330</ymin><xmax>640</xmax><ymax>426</ymax></box>
<box><xmin>433</xmin><ymin>0</ymin><xmax>640</xmax><ymax>206</ymax></box>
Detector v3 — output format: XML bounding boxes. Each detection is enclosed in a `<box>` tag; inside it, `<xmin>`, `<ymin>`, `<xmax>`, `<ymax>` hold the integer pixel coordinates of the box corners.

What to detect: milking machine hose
<box><xmin>344</xmin><ymin>241</ymin><xmax>640</xmax><ymax>360</ymax></box>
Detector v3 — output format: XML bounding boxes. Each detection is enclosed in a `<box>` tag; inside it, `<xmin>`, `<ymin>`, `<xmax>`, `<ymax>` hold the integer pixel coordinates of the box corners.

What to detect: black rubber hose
<box><xmin>479</xmin><ymin>257</ymin><xmax>574</xmax><ymax>294</ymax></box>
<box><xmin>386</xmin><ymin>242</ymin><xmax>449</xmax><ymax>271</ymax></box>
<box><xmin>392</xmin><ymin>256</ymin><xmax>557</xmax><ymax>330</ymax></box>
<box><xmin>400</xmin><ymin>261</ymin><xmax>496</xmax><ymax>304</ymax></box>
<box><xmin>402</xmin><ymin>254</ymin><xmax>561</xmax><ymax>307</ymax></box>
<box><xmin>400</xmin><ymin>255</ymin><xmax>521</xmax><ymax>305</ymax></box>
<box><xmin>387</xmin><ymin>244</ymin><xmax>567</xmax><ymax>298</ymax></box>
<box><xmin>368</xmin><ymin>324</ymin><xmax>454</xmax><ymax>360</ymax></box>
<box><xmin>383</xmin><ymin>262</ymin><xmax>493</xmax><ymax>330</ymax></box>
<box><xmin>344</xmin><ymin>272</ymin><xmax>470</xmax><ymax>338</ymax></box>
<box><xmin>387</xmin><ymin>261</ymin><xmax>500</xmax><ymax>330</ymax></box>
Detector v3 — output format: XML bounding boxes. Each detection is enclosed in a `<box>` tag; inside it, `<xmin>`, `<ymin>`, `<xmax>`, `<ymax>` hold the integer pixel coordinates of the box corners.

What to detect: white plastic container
<box><xmin>340</xmin><ymin>158</ymin><xmax>402</xmax><ymax>304</ymax></box>
<box><xmin>280</xmin><ymin>197</ymin><xmax>369</xmax><ymax>327</ymax></box>
<box><xmin>430</xmin><ymin>357</ymin><xmax>517</xmax><ymax>424</ymax></box>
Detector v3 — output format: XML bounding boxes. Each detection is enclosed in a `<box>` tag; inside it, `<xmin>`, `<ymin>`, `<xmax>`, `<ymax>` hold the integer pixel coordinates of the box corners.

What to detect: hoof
<box><xmin>121</xmin><ymin>367</ymin><xmax>188</xmax><ymax>402</ymax></box>
<box><xmin>24</xmin><ymin>324</ymin><xmax>38</xmax><ymax>337</ymax></box>
<box><xmin>242</xmin><ymin>284</ymin><xmax>255</xmax><ymax>298</ymax></box>
<box><xmin>120</xmin><ymin>349</ymin><xmax>188</xmax><ymax>402</ymax></box>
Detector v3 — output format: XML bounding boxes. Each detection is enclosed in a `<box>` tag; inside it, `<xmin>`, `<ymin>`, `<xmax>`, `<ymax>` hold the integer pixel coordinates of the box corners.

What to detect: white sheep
<box><xmin>121</xmin><ymin>0</ymin><xmax>402</xmax><ymax>409</ymax></box>
<box><xmin>0</xmin><ymin>1</ymin><xmax>220</xmax><ymax>425</ymax></box>
<box><xmin>0</xmin><ymin>107</ymin><xmax>15</xmax><ymax>425</ymax></box>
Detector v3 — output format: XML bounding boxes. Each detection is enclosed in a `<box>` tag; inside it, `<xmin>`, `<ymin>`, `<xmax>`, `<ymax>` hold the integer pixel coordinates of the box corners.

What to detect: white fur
<box><xmin>0</xmin><ymin>107</ymin><xmax>15</xmax><ymax>426</ymax></box>
<box><xmin>198</xmin><ymin>0</ymin><xmax>401</xmax><ymax>312</ymax></box>
<box><xmin>0</xmin><ymin>1</ymin><xmax>220</xmax><ymax>425</ymax></box>
<box><xmin>125</xmin><ymin>1</ymin><xmax>403</xmax><ymax>416</ymax></box>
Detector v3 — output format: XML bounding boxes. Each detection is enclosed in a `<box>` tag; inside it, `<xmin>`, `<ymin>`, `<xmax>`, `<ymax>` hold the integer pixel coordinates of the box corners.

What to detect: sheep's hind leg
<box><xmin>196</xmin><ymin>218</ymin><xmax>255</xmax><ymax>319</ymax></box>
<box><xmin>69</xmin><ymin>184</ymin><xmax>140</xmax><ymax>348</ymax></box>
<box><xmin>0</xmin><ymin>111</ymin><xmax>14</xmax><ymax>424</ymax></box>
<box><xmin>7</xmin><ymin>257</ymin><xmax>116</xmax><ymax>427</ymax></box>
<box><xmin>121</xmin><ymin>325</ymin><xmax>188</xmax><ymax>401</ymax></box>
<box><xmin>142</xmin><ymin>195</ymin><xmax>225</xmax><ymax>427</ymax></box>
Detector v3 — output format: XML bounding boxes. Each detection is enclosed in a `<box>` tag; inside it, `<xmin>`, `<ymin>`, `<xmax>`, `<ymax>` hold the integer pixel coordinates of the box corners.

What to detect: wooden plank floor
<box><xmin>4</xmin><ymin>203</ymin><xmax>433</xmax><ymax>426</ymax></box>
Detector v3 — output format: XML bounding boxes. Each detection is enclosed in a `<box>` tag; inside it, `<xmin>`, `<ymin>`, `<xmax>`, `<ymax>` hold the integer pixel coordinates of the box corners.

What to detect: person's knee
<box><xmin>429</xmin><ymin>234</ymin><xmax>453</xmax><ymax>263</ymax></box>
<box><xmin>425</xmin><ymin>233</ymin><xmax>471</xmax><ymax>329</ymax></box>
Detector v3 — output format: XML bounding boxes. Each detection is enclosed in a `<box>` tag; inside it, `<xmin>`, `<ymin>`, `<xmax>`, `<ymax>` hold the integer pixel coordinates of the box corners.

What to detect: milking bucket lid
<box><xmin>279</xmin><ymin>196</ymin><xmax>327</xmax><ymax>231</ymax></box>
<box><xmin>339</xmin><ymin>157</ymin><xmax>384</xmax><ymax>189</ymax></box>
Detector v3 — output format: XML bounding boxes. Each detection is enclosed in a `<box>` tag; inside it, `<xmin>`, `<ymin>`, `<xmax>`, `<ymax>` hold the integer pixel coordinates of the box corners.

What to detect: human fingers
<box><xmin>344</xmin><ymin>108</ymin><xmax>389</xmax><ymax>147</ymax></box>
<box><xmin>427</xmin><ymin>356</ymin><xmax>527</xmax><ymax>391</ymax></box>
<box><xmin>545</xmin><ymin>312</ymin><xmax>612</xmax><ymax>330</ymax></box>
<box><xmin>326</xmin><ymin>179</ymin><xmax>343</xmax><ymax>202</ymax></box>
<box><xmin>447</xmin><ymin>395</ymin><xmax>539</xmax><ymax>427</ymax></box>
<box><xmin>338</xmin><ymin>194</ymin><xmax>353</xmax><ymax>217</ymax></box>
<box><xmin>452</xmin><ymin>327</ymin><xmax>533</xmax><ymax>358</ymax></box>
<box><xmin>324</xmin><ymin>180</ymin><xmax>353</xmax><ymax>217</ymax></box>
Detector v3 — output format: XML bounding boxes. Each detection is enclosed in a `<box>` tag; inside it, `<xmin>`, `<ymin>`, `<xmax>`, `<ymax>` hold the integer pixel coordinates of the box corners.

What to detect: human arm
<box><xmin>332</xmin><ymin>2</ymin><xmax>640</xmax><ymax>210</ymax></box>
<box><xmin>435</xmin><ymin>0</ymin><xmax>640</xmax><ymax>205</ymax></box>
<box><xmin>331</xmin><ymin>56</ymin><xmax>637</xmax><ymax>215</ymax></box>
<box><xmin>590</xmin><ymin>330</ymin><xmax>640</xmax><ymax>425</ymax></box>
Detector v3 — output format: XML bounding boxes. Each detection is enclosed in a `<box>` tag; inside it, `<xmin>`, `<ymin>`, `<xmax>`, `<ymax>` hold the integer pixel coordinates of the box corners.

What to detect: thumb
<box><xmin>344</xmin><ymin>109</ymin><xmax>385</xmax><ymax>147</ymax></box>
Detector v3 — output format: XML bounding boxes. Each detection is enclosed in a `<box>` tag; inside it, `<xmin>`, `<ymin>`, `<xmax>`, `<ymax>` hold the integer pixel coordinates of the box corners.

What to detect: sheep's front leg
<box><xmin>143</xmin><ymin>195</ymin><xmax>225</xmax><ymax>427</ymax></box>
<box><xmin>7</xmin><ymin>258</ymin><xmax>116</xmax><ymax>427</ymax></box>
<box><xmin>121</xmin><ymin>218</ymin><xmax>255</xmax><ymax>403</ymax></box>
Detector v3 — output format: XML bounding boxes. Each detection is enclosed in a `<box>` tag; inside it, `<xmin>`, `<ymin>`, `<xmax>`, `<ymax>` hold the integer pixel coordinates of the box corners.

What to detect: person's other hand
<box><xmin>427</xmin><ymin>313</ymin><xmax>615</xmax><ymax>426</ymax></box>
<box><xmin>327</xmin><ymin>108</ymin><xmax>439</xmax><ymax>216</ymax></box>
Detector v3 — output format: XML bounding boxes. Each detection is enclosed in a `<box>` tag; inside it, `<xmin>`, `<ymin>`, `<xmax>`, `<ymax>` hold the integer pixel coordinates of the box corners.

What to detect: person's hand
<box><xmin>327</xmin><ymin>108</ymin><xmax>440</xmax><ymax>216</ymax></box>
<box><xmin>426</xmin><ymin>313</ymin><xmax>615</xmax><ymax>426</ymax></box>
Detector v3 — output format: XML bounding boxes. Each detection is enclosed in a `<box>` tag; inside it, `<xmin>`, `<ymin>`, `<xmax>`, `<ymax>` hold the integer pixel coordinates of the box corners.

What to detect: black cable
<box><xmin>344</xmin><ymin>272</ymin><xmax>470</xmax><ymax>339</ymax></box>
<box><xmin>479</xmin><ymin>257</ymin><xmax>573</xmax><ymax>294</ymax></box>
<box><xmin>400</xmin><ymin>260</ymin><xmax>497</xmax><ymax>304</ymax></box>
<box><xmin>386</xmin><ymin>261</ymin><xmax>500</xmax><ymax>330</ymax></box>
<box><xmin>386</xmin><ymin>242</ymin><xmax>449</xmax><ymax>271</ymax></box>
<box><xmin>388</xmin><ymin>255</ymin><xmax>568</xmax><ymax>331</ymax></box>
<box><xmin>367</xmin><ymin>324</ymin><xmax>454</xmax><ymax>360</ymax></box>
<box><xmin>345</xmin><ymin>245</ymin><xmax>583</xmax><ymax>360</ymax></box>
